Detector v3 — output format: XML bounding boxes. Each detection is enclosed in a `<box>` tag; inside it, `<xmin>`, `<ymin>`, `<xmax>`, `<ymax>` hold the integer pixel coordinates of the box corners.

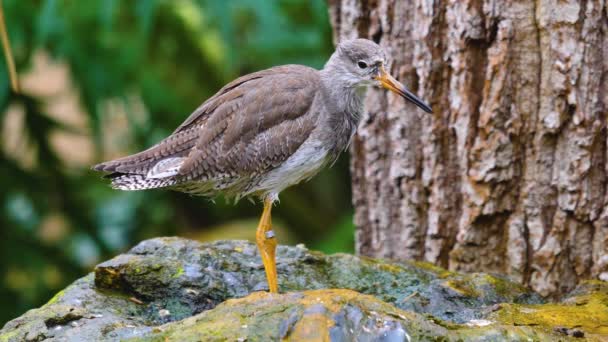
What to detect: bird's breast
<box><xmin>253</xmin><ymin>136</ymin><xmax>332</xmax><ymax>197</ymax></box>
<box><xmin>249</xmin><ymin>108</ymin><xmax>359</xmax><ymax>199</ymax></box>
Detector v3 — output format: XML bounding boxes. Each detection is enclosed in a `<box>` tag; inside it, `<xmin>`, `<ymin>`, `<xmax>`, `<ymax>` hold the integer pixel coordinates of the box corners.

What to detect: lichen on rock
<box><xmin>1</xmin><ymin>237</ymin><xmax>607</xmax><ymax>341</ymax></box>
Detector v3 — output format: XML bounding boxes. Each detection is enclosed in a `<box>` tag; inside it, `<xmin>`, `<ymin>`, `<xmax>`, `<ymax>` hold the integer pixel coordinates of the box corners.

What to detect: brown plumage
<box><xmin>93</xmin><ymin>38</ymin><xmax>432</xmax><ymax>293</ymax></box>
<box><xmin>94</xmin><ymin>65</ymin><xmax>324</xmax><ymax>200</ymax></box>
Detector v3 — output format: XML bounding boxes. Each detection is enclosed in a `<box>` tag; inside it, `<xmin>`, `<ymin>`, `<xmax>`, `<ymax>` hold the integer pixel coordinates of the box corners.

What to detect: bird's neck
<box><xmin>319</xmin><ymin>66</ymin><xmax>367</xmax><ymax>122</ymax></box>
<box><xmin>317</xmin><ymin>66</ymin><xmax>364</xmax><ymax>157</ymax></box>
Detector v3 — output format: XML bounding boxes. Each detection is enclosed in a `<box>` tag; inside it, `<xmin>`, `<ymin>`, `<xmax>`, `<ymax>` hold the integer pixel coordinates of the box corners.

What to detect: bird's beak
<box><xmin>375</xmin><ymin>66</ymin><xmax>433</xmax><ymax>113</ymax></box>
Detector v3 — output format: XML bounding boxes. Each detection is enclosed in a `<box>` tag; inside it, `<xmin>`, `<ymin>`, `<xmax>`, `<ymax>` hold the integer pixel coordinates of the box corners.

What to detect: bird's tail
<box><xmin>93</xmin><ymin>154</ymin><xmax>185</xmax><ymax>191</ymax></box>
<box><xmin>92</xmin><ymin>126</ymin><xmax>197</xmax><ymax>191</ymax></box>
<box><xmin>103</xmin><ymin>172</ymin><xmax>178</xmax><ymax>191</ymax></box>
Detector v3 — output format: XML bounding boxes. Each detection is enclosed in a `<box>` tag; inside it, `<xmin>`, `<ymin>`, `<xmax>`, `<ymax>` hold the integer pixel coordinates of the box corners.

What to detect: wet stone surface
<box><xmin>1</xmin><ymin>237</ymin><xmax>607</xmax><ymax>341</ymax></box>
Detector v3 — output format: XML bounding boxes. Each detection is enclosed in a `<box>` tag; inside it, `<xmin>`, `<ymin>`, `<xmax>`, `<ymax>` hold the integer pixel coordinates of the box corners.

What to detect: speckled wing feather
<box><xmin>177</xmin><ymin>65</ymin><xmax>320</xmax><ymax>178</ymax></box>
<box><xmin>93</xmin><ymin>65</ymin><xmax>321</xmax><ymax>194</ymax></box>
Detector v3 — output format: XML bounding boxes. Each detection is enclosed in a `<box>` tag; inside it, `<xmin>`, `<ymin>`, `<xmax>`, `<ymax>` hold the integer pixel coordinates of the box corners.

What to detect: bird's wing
<box><xmin>93</xmin><ymin>65</ymin><xmax>322</xmax><ymax>183</ymax></box>
<box><xmin>92</xmin><ymin>68</ymin><xmax>272</xmax><ymax>175</ymax></box>
<box><xmin>177</xmin><ymin>65</ymin><xmax>321</xmax><ymax>180</ymax></box>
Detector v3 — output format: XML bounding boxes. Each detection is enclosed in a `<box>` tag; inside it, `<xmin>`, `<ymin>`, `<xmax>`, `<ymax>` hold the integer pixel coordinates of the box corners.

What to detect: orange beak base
<box><xmin>376</xmin><ymin>66</ymin><xmax>432</xmax><ymax>113</ymax></box>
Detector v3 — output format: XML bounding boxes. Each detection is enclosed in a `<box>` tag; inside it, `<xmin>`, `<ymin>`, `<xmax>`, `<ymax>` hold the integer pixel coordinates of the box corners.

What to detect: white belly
<box><xmin>253</xmin><ymin>138</ymin><xmax>331</xmax><ymax>200</ymax></box>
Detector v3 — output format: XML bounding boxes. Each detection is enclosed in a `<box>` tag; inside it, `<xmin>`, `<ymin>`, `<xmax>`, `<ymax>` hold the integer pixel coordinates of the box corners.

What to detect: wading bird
<box><xmin>93</xmin><ymin>38</ymin><xmax>432</xmax><ymax>293</ymax></box>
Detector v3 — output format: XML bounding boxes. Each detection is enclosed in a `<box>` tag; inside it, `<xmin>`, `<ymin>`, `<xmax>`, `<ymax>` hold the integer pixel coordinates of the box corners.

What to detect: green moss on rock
<box><xmin>1</xmin><ymin>238</ymin><xmax>606</xmax><ymax>341</ymax></box>
<box><xmin>490</xmin><ymin>281</ymin><xmax>608</xmax><ymax>339</ymax></box>
<box><xmin>44</xmin><ymin>289</ymin><xmax>66</xmax><ymax>306</ymax></box>
<box><xmin>127</xmin><ymin>289</ymin><xmax>600</xmax><ymax>341</ymax></box>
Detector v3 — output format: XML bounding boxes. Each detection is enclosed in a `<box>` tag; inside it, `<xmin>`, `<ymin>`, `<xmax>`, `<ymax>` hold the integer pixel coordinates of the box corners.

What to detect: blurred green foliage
<box><xmin>0</xmin><ymin>0</ymin><xmax>354</xmax><ymax>326</ymax></box>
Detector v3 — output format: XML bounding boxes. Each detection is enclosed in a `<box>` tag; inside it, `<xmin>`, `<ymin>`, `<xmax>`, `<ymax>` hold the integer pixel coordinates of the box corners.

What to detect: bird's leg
<box><xmin>256</xmin><ymin>197</ymin><xmax>278</xmax><ymax>293</ymax></box>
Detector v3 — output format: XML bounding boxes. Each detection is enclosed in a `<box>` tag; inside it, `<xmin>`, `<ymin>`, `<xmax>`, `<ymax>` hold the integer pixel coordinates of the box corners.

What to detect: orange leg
<box><xmin>255</xmin><ymin>198</ymin><xmax>278</xmax><ymax>293</ymax></box>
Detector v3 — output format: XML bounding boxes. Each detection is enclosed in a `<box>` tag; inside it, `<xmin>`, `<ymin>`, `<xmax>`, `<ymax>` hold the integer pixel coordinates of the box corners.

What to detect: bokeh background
<box><xmin>0</xmin><ymin>0</ymin><xmax>354</xmax><ymax>325</ymax></box>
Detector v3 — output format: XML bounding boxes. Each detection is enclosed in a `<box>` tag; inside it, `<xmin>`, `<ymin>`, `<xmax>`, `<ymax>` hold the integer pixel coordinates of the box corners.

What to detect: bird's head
<box><xmin>329</xmin><ymin>38</ymin><xmax>432</xmax><ymax>113</ymax></box>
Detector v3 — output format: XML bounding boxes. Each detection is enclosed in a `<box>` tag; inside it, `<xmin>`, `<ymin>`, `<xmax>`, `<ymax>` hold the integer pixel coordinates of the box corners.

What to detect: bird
<box><xmin>92</xmin><ymin>38</ymin><xmax>432</xmax><ymax>293</ymax></box>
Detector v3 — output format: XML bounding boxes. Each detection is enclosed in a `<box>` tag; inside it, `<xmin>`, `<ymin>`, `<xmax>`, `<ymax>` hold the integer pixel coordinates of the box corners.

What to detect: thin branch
<box><xmin>0</xmin><ymin>1</ymin><xmax>19</xmax><ymax>93</ymax></box>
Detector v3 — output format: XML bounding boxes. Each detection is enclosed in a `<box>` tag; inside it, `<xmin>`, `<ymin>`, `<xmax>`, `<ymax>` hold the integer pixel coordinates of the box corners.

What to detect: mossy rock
<box><xmin>1</xmin><ymin>237</ymin><xmax>606</xmax><ymax>341</ymax></box>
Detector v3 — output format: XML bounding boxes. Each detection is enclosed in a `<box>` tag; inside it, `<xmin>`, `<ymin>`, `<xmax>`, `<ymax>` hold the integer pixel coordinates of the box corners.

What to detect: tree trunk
<box><xmin>328</xmin><ymin>0</ymin><xmax>608</xmax><ymax>297</ymax></box>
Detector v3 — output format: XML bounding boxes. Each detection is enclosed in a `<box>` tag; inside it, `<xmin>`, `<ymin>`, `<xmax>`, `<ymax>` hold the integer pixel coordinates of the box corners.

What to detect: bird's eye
<box><xmin>357</xmin><ymin>61</ymin><xmax>368</xmax><ymax>69</ymax></box>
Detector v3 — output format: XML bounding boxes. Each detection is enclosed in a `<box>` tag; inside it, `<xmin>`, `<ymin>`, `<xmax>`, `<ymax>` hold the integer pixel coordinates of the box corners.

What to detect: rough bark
<box><xmin>328</xmin><ymin>0</ymin><xmax>608</xmax><ymax>297</ymax></box>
